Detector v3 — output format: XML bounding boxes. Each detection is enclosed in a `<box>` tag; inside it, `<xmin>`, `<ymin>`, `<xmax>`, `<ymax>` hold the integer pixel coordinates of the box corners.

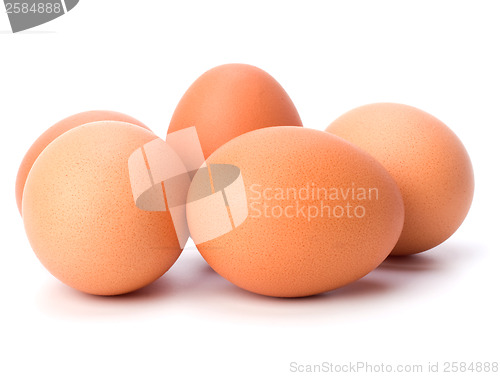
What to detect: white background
<box><xmin>1</xmin><ymin>1</ymin><xmax>498</xmax><ymax>375</ymax></box>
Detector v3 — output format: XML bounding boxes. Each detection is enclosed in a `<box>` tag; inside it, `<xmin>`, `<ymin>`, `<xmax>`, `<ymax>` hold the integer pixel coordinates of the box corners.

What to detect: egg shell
<box><xmin>16</xmin><ymin>110</ymin><xmax>149</xmax><ymax>215</ymax></box>
<box><xmin>186</xmin><ymin>126</ymin><xmax>404</xmax><ymax>298</ymax></box>
<box><xmin>168</xmin><ymin>63</ymin><xmax>302</xmax><ymax>158</ymax></box>
<box><xmin>22</xmin><ymin>122</ymin><xmax>181</xmax><ymax>296</ymax></box>
<box><xmin>326</xmin><ymin>103</ymin><xmax>474</xmax><ymax>255</ymax></box>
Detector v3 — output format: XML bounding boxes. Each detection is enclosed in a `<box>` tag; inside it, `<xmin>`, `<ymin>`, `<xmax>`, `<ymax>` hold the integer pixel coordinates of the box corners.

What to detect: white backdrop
<box><xmin>1</xmin><ymin>1</ymin><xmax>498</xmax><ymax>375</ymax></box>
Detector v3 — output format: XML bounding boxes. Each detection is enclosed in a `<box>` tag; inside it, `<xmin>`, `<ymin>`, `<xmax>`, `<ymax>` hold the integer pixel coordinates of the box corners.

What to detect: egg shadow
<box><xmin>193</xmin><ymin>262</ymin><xmax>391</xmax><ymax>300</ymax></box>
<box><xmin>36</xmin><ymin>241</ymin><xmax>484</xmax><ymax>321</ymax></box>
<box><xmin>36</xmin><ymin>274</ymin><xmax>176</xmax><ymax>320</ymax></box>
<box><xmin>379</xmin><ymin>253</ymin><xmax>441</xmax><ymax>271</ymax></box>
<box><xmin>160</xmin><ymin>255</ymin><xmax>393</xmax><ymax>321</ymax></box>
<box><xmin>378</xmin><ymin>239</ymin><xmax>483</xmax><ymax>274</ymax></box>
<box><xmin>177</xmin><ymin>240</ymin><xmax>484</xmax><ymax>321</ymax></box>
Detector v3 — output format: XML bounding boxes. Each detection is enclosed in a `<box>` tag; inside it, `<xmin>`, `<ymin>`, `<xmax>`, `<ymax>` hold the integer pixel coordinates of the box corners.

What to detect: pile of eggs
<box><xmin>16</xmin><ymin>64</ymin><xmax>474</xmax><ymax>298</ymax></box>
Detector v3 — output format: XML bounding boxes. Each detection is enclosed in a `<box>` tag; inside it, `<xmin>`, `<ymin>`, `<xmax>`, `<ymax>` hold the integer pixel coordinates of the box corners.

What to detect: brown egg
<box><xmin>15</xmin><ymin>110</ymin><xmax>149</xmax><ymax>215</ymax></box>
<box><xmin>326</xmin><ymin>103</ymin><xmax>474</xmax><ymax>255</ymax></box>
<box><xmin>186</xmin><ymin>127</ymin><xmax>404</xmax><ymax>297</ymax></box>
<box><xmin>22</xmin><ymin>122</ymin><xmax>181</xmax><ymax>295</ymax></box>
<box><xmin>168</xmin><ymin>64</ymin><xmax>302</xmax><ymax>158</ymax></box>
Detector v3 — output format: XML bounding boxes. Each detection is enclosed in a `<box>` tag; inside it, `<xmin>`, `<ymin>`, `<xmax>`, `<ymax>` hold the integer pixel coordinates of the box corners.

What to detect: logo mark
<box><xmin>128</xmin><ymin>127</ymin><xmax>249</xmax><ymax>247</ymax></box>
<box><xmin>4</xmin><ymin>0</ymin><xmax>79</xmax><ymax>33</ymax></box>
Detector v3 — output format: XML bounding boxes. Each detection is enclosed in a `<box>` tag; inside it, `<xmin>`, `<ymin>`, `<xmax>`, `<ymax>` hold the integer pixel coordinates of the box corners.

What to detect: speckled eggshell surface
<box><xmin>168</xmin><ymin>64</ymin><xmax>303</xmax><ymax>158</ymax></box>
<box><xmin>15</xmin><ymin>110</ymin><xmax>149</xmax><ymax>215</ymax></box>
<box><xmin>187</xmin><ymin>127</ymin><xmax>405</xmax><ymax>298</ymax></box>
<box><xmin>326</xmin><ymin>103</ymin><xmax>474</xmax><ymax>255</ymax></box>
<box><xmin>22</xmin><ymin>122</ymin><xmax>181</xmax><ymax>296</ymax></box>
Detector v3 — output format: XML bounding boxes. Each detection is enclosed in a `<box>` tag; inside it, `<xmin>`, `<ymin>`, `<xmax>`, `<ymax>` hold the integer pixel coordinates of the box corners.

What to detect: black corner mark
<box><xmin>64</xmin><ymin>0</ymin><xmax>78</xmax><ymax>12</ymax></box>
<box><xmin>4</xmin><ymin>0</ymin><xmax>80</xmax><ymax>33</ymax></box>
